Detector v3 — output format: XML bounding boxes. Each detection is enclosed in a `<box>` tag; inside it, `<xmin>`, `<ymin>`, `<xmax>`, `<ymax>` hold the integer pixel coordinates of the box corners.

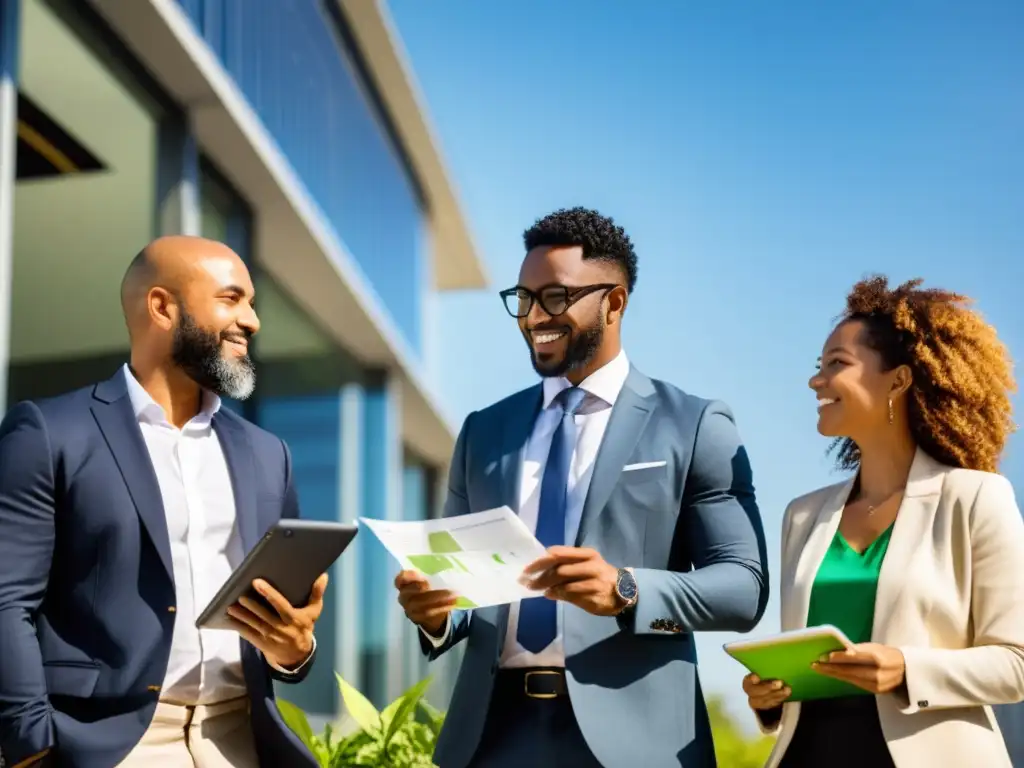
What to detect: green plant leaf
<box><xmin>382</xmin><ymin>676</ymin><xmax>433</xmax><ymax>750</ymax></box>
<box><xmin>276</xmin><ymin>698</ymin><xmax>322</xmax><ymax>764</ymax></box>
<box><xmin>322</xmin><ymin>721</ymin><xmax>334</xmax><ymax>749</ymax></box>
<box><xmin>417</xmin><ymin>698</ymin><xmax>446</xmax><ymax>739</ymax></box>
<box><xmin>281</xmin><ymin>672</ymin><xmax>445</xmax><ymax>768</ymax></box>
<box><xmin>381</xmin><ymin>675</ymin><xmax>433</xmax><ymax>730</ymax></box>
<box><xmin>332</xmin><ymin>729</ymin><xmax>376</xmax><ymax>768</ymax></box>
<box><xmin>335</xmin><ymin>672</ymin><xmax>383</xmax><ymax>737</ymax></box>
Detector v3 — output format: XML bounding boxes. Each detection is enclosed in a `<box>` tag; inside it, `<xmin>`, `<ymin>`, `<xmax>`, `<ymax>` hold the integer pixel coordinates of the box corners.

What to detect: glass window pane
<box><xmin>8</xmin><ymin>0</ymin><xmax>163</xmax><ymax>402</ymax></box>
<box><xmin>177</xmin><ymin>0</ymin><xmax>427</xmax><ymax>355</ymax></box>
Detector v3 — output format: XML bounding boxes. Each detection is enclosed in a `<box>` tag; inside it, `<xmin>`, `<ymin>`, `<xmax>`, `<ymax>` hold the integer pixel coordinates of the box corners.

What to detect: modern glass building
<box><xmin>0</xmin><ymin>0</ymin><xmax>484</xmax><ymax>727</ymax></box>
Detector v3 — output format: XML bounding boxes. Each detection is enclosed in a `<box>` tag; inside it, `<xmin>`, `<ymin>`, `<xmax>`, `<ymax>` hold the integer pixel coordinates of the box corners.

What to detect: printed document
<box><xmin>359</xmin><ymin>506</ymin><xmax>548</xmax><ymax>608</ymax></box>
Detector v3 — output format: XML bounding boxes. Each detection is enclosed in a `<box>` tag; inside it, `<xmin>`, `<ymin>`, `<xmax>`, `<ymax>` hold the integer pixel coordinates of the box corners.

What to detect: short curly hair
<box><xmin>831</xmin><ymin>275</ymin><xmax>1016</xmax><ymax>473</ymax></box>
<box><xmin>523</xmin><ymin>207</ymin><xmax>638</xmax><ymax>293</ymax></box>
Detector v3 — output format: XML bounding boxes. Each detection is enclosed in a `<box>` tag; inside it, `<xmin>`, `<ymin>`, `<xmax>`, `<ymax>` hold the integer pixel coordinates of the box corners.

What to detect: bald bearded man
<box><xmin>0</xmin><ymin>237</ymin><xmax>324</xmax><ymax>768</ymax></box>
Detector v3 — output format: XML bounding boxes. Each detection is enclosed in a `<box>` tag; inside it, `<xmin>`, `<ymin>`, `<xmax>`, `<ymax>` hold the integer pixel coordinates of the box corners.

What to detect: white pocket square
<box><xmin>623</xmin><ymin>461</ymin><xmax>667</xmax><ymax>471</ymax></box>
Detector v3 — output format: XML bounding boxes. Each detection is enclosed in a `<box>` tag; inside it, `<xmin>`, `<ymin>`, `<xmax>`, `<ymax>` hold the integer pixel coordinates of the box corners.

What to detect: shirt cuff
<box><xmin>419</xmin><ymin>615</ymin><xmax>452</xmax><ymax>648</ymax></box>
<box><xmin>266</xmin><ymin>635</ymin><xmax>317</xmax><ymax>675</ymax></box>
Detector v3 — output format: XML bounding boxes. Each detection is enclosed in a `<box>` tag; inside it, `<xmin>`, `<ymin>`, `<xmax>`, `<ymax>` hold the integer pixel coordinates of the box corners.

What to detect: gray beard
<box><xmin>211</xmin><ymin>354</ymin><xmax>256</xmax><ymax>400</ymax></box>
<box><xmin>171</xmin><ymin>306</ymin><xmax>256</xmax><ymax>401</ymax></box>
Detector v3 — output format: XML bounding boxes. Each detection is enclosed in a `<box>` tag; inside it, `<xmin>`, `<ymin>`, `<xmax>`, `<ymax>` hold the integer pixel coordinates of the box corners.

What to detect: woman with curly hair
<box><xmin>741</xmin><ymin>276</ymin><xmax>1024</xmax><ymax>767</ymax></box>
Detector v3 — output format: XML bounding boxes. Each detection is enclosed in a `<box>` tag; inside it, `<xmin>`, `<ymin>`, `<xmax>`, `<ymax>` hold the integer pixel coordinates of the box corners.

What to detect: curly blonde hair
<box><xmin>831</xmin><ymin>276</ymin><xmax>1016</xmax><ymax>473</ymax></box>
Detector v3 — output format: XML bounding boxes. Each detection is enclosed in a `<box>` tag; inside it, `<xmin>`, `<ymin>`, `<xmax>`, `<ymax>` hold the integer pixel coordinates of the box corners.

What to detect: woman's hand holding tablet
<box><xmin>725</xmin><ymin>625</ymin><xmax>865</xmax><ymax>702</ymax></box>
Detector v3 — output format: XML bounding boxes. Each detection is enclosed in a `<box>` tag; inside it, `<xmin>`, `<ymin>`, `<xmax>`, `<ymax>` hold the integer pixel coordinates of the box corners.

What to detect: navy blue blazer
<box><xmin>0</xmin><ymin>371</ymin><xmax>318</xmax><ymax>767</ymax></box>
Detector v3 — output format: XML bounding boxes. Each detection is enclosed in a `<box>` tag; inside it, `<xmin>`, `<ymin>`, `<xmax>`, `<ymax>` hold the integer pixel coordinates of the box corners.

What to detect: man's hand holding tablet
<box><xmin>227</xmin><ymin>573</ymin><xmax>329</xmax><ymax>669</ymax></box>
<box><xmin>195</xmin><ymin>519</ymin><xmax>358</xmax><ymax>671</ymax></box>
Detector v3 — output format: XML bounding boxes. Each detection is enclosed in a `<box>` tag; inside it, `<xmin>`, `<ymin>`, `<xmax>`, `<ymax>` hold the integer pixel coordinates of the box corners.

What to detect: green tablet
<box><xmin>723</xmin><ymin>625</ymin><xmax>868</xmax><ymax>701</ymax></box>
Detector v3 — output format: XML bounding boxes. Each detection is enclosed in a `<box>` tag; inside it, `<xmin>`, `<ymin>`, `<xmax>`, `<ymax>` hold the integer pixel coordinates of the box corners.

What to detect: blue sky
<box><xmin>390</xmin><ymin>0</ymin><xmax>1024</xmax><ymax>724</ymax></box>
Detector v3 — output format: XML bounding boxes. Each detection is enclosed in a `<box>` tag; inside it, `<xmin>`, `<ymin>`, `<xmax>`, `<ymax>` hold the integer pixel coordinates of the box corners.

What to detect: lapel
<box><xmin>212</xmin><ymin>412</ymin><xmax>260</xmax><ymax>554</ymax></box>
<box><xmin>872</xmin><ymin>448</ymin><xmax>944</xmax><ymax>641</ymax></box>
<box><xmin>496</xmin><ymin>385</ymin><xmax>544</xmax><ymax>514</ymax></box>
<box><xmin>91</xmin><ymin>372</ymin><xmax>174</xmax><ymax>580</ymax></box>
<box><xmin>787</xmin><ymin>477</ymin><xmax>853</xmax><ymax>630</ymax></box>
<box><xmin>574</xmin><ymin>367</ymin><xmax>656</xmax><ymax>546</ymax></box>
<box><xmin>492</xmin><ymin>385</ymin><xmax>543</xmax><ymax>640</ymax></box>
<box><xmin>786</xmin><ymin>447</ymin><xmax>945</xmax><ymax>634</ymax></box>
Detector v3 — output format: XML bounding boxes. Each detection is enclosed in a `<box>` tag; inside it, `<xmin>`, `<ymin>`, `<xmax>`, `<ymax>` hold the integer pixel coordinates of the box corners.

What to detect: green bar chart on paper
<box><xmin>408</xmin><ymin>532</ymin><xmax>476</xmax><ymax>608</ymax></box>
<box><xmin>427</xmin><ymin>531</ymin><xmax>462</xmax><ymax>554</ymax></box>
<box><xmin>359</xmin><ymin>506</ymin><xmax>550</xmax><ymax>609</ymax></box>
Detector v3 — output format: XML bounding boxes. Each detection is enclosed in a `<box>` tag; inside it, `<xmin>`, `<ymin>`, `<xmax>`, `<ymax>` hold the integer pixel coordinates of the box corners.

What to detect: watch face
<box><xmin>617</xmin><ymin>571</ymin><xmax>637</xmax><ymax>600</ymax></box>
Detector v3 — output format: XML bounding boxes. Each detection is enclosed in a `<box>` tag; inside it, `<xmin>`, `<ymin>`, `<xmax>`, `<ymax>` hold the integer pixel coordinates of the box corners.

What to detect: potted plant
<box><xmin>278</xmin><ymin>674</ymin><xmax>444</xmax><ymax>768</ymax></box>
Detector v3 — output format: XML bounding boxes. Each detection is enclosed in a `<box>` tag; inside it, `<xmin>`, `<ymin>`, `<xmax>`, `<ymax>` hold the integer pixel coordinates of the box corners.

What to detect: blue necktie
<box><xmin>517</xmin><ymin>386</ymin><xmax>587</xmax><ymax>653</ymax></box>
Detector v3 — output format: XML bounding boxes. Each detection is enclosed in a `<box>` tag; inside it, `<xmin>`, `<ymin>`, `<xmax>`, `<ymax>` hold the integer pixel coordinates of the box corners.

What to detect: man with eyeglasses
<box><xmin>394</xmin><ymin>207</ymin><xmax>769</xmax><ymax>768</ymax></box>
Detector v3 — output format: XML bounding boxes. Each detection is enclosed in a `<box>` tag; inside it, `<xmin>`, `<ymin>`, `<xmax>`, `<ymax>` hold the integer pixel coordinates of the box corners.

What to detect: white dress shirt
<box><xmin>123</xmin><ymin>365</ymin><xmax>248</xmax><ymax>705</ymax></box>
<box><xmin>423</xmin><ymin>349</ymin><xmax>631</xmax><ymax>668</ymax></box>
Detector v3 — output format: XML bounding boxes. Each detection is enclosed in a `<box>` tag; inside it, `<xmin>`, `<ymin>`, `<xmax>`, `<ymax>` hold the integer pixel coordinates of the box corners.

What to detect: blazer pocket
<box><xmin>620</xmin><ymin>464</ymin><xmax>669</xmax><ymax>485</ymax></box>
<box><xmin>43</xmin><ymin>660</ymin><xmax>101</xmax><ymax>698</ymax></box>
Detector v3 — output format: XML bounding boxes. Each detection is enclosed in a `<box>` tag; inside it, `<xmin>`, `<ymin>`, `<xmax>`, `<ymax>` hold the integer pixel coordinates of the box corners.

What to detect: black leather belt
<box><xmin>495</xmin><ymin>667</ymin><xmax>569</xmax><ymax>699</ymax></box>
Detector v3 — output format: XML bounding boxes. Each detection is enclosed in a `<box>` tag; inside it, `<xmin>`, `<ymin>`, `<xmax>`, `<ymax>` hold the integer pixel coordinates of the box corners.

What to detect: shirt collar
<box><xmin>541</xmin><ymin>348</ymin><xmax>630</xmax><ymax>410</ymax></box>
<box><xmin>122</xmin><ymin>363</ymin><xmax>222</xmax><ymax>427</ymax></box>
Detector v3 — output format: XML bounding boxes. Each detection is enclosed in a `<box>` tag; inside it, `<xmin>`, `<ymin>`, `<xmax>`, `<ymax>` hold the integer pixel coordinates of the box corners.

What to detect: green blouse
<box><xmin>806</xmin><ymin>523</ymin><xmax>895</xmax><ymax>647</ymax></box>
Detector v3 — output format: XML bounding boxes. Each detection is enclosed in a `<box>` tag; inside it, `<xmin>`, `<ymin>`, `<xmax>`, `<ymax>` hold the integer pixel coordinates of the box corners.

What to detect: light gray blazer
<box><xmin>422</xmin><ymin>367</ymin><xmax>769</xmax><ymax>768</ymax></box>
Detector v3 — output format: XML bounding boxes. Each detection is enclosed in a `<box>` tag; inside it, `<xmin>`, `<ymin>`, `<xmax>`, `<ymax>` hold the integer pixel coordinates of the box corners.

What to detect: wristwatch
<box><xmin>614</xmin><ymin>567</ymin><xmax>638</xmax><ymax>611</ymax></box>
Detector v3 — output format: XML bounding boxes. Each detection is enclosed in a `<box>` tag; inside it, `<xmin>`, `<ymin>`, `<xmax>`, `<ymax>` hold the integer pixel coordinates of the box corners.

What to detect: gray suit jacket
<box><xmin>422</xmin><ymin>367</ymin><xmax>769</xmax><ymax>768</ymax></box>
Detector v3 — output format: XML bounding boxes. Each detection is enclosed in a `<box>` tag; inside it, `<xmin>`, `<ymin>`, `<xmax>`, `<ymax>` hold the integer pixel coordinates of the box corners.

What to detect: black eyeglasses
<box><xmin>499</xmin><ymin>283</ymin><xmax>620</xmax><ymax>318</ymax></box>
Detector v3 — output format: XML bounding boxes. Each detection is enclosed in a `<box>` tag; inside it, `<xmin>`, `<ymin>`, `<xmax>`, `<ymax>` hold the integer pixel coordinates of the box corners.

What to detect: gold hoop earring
<box><xmin>888</xmin><ymin>398</ymin><xmax>894</xmax><ymax>425</ymax></box>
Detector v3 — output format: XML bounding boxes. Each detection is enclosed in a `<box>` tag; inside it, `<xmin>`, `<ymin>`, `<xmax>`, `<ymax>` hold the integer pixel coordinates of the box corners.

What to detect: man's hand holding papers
<box><xmin>395</xmin><ymin>570</ymin><xmax>456</xmax><ymax>636</ymax></box>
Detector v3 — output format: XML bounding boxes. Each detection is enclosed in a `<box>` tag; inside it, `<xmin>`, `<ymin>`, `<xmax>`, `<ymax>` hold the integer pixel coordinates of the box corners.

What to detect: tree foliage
<box><xmin>707</xmin><ymin>695</ymin><xmax>777</xmax><ymax>768</ymax></box>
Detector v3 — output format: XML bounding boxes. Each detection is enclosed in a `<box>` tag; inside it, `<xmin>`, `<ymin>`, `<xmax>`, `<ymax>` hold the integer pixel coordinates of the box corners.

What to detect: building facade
<box><xmin>0</xmin><ymin>0</ymin><xmax>483</xmax><ymax>729</ymax></box>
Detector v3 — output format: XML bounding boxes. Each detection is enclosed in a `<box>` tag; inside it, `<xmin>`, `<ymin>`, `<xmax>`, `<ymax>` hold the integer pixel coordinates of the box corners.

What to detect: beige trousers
<box><xmin>116</xmin><ymin>696</ymin><xmax>259</xmax><ymax>768</ymax></box>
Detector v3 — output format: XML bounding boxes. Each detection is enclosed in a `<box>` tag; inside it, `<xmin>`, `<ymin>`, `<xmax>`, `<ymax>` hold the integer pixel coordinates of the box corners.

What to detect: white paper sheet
<box><xmin>359</xmin><ymin>506</ymin><xmax>548</xmax><ymax>608</ymax></box>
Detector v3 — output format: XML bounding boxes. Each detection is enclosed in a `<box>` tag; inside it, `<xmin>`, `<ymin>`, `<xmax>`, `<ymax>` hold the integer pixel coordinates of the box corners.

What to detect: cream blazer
<box><xmin>761</xmin><ymin>448</ymin><xmax>1024</xmax><ymax>768</ymax></box>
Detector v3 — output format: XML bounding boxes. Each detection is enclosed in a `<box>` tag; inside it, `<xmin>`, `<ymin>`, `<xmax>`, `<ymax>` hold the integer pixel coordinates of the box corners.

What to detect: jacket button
<box><xmin>167</xmin><ymin>606</ymin><xmax>176</xmax><ymax>613</ymax></box>
<box><xmin>147</xmin><ymin>685</ymin><xmax>161</xmax><ymax>693</ymax></box>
